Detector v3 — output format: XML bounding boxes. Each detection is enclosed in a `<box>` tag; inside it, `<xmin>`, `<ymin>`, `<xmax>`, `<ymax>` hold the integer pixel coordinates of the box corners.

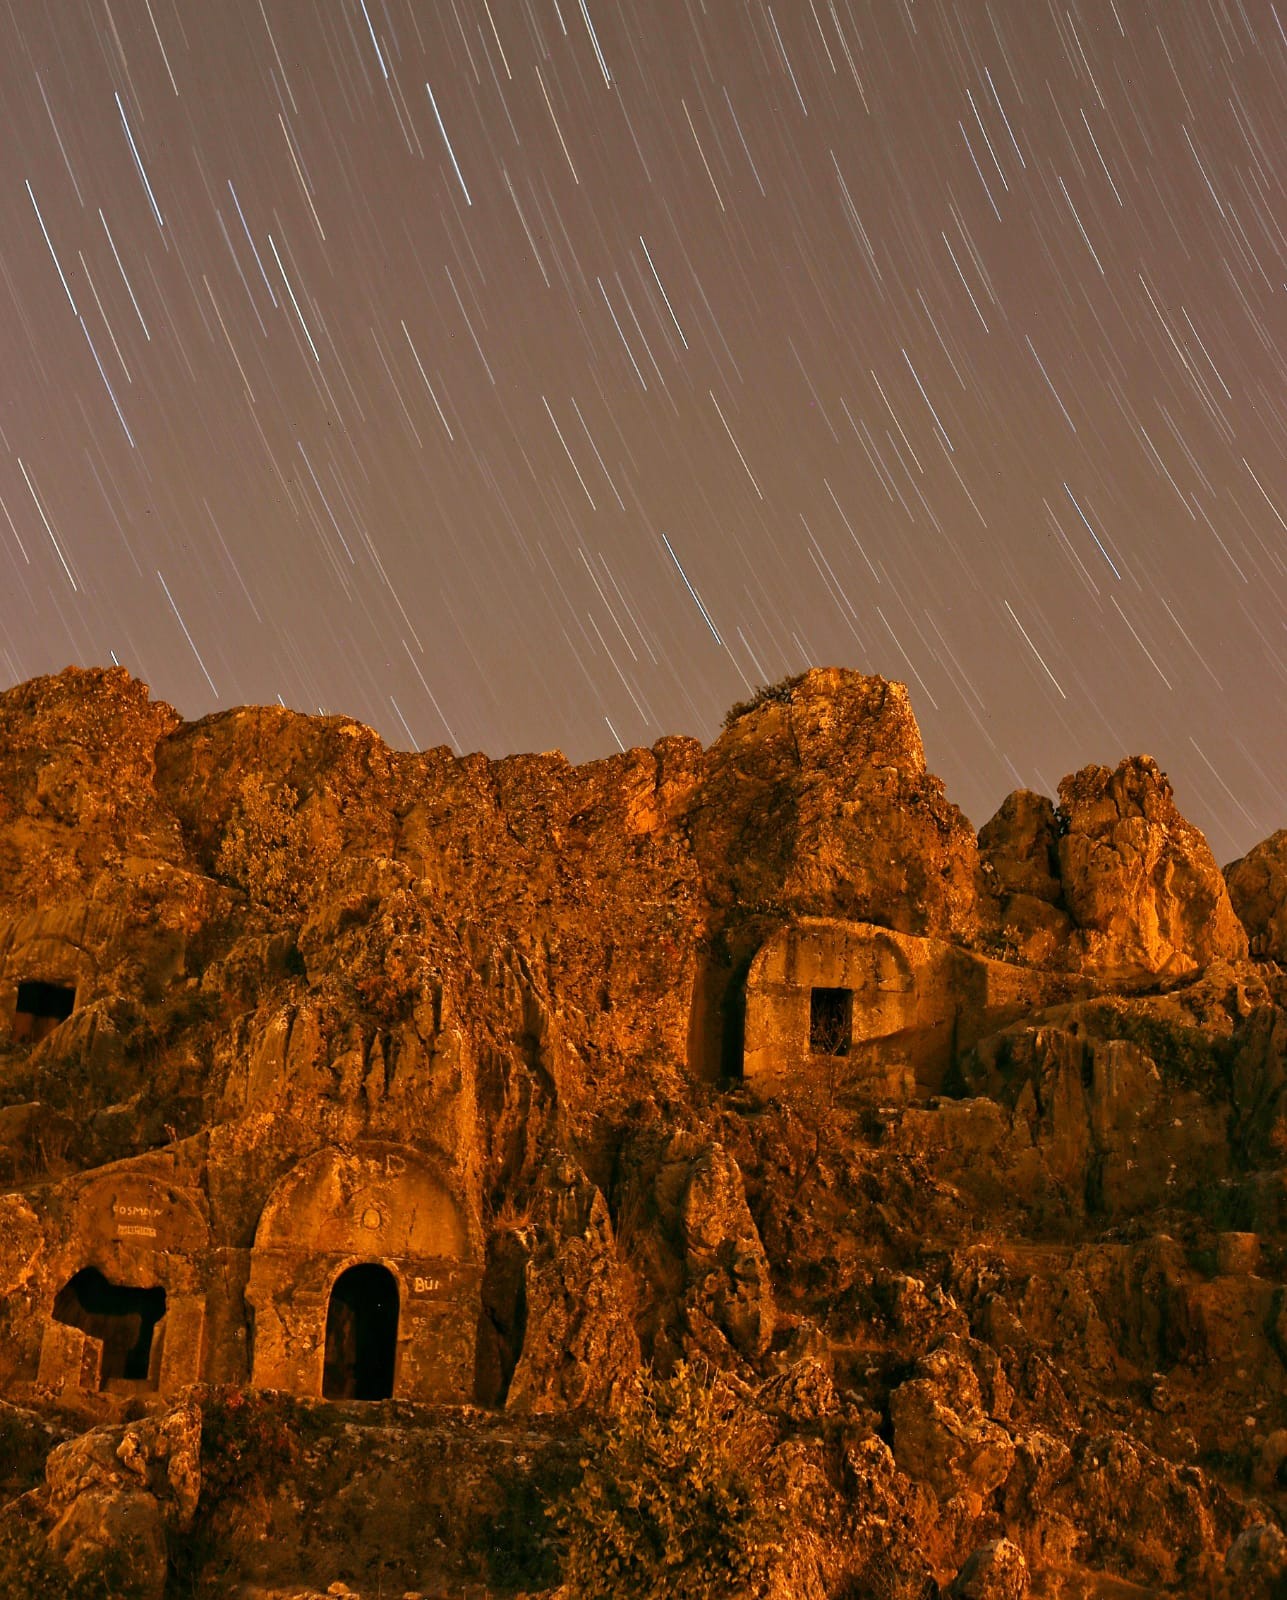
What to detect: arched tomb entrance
<box><xmin>322</xmin><ymin>1263</ymin><xmax>399</xmax><ymax>1400</ymax></box>
<box><xmin>247</xmin><ymin>1143</ymin><xmax>480</xmax><ymax>1402</ymax></box>
<box><xmin>37</xmin><ymin>1170</ymin><xmax>209</xmax><ymax>1395</ymax></box>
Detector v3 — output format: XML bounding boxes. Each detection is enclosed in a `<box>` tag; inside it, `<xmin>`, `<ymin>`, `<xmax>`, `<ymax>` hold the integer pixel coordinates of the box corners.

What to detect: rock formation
<box><xmin>0</xmin><ymin>663</ymin><xmax>1283</xmax><ymax>1597</ymax></box>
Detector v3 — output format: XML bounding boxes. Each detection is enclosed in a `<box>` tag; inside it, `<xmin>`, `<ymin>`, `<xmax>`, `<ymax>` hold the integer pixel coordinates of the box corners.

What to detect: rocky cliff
<box><xmin>0</xmin><ymin>664</ymin><xmax>1284</xmax><ymax>1599</ymax></box>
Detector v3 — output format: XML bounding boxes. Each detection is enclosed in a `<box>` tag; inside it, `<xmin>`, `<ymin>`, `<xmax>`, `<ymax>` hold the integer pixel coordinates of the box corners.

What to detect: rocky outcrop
<box><xmin>693</xmin><ymin>669</ymin><xmax>982</xmax><ymax>939</ymax></box>
<box><xmin>1056</xmin><ymin>756</ymin><xmax>1248</xmax><ymax>980</ymax></box>
<box><xmin>889</xmin><ymin>1344</ymin><xmax>1015</xmax><ymax>1512</ymax></box>
<box><xmin>679</xmin><ymin>1141</ymin><xmax>775</xmax><ymax>1361</ymax></box>
<box><xmin>1227</xmin><ymin>829</ymin><xmax>1287</xmax><ymax>960</ymax></box>
<box><xmin>949</xmin><ymin>1538</ymin><xmax>1030</xmax><ymax>1600</ymax></box>
<box><xmin>483</xmin><ymin>1154</ymin><xmax>639</xmax><ymax>1413</ymax></box>
<box><xmin>979</xmin><ymin>789</ymin><xmax>1073</xmax><ymax>965</ymax></box>
<box><xmin>34</xmin><ymin>1402</ymin><xmax>200</xmax><ymax>1598</ymax></box>
<box><xmin>0</xmin><ymin>664</ymin><xmax>1283</xmax><ymax>1597</ymax></box>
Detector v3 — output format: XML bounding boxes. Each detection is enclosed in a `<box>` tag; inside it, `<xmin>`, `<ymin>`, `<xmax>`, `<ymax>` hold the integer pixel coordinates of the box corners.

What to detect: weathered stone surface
<box><xmin>678</xmin><ymin>1141</ymin><xmax>775</xmax><ymax>1361</ymax></box>
<box><xmin>1056</xmin><ymin>756</ymin><xmax>1248</xmax><ymax>980</ymax></box>
<box><xmin>978</xmin><ymin>790</ymin><xmax>1075</xmax><ymax>966</ymax></box>
<box><xmin>48</xmin><ymin>1485</ymin><xmax>168</xmax><ymax>1599</ymax></box>
<box><xmin>949</xmin><ymin>1538</ymin><xmax>1030</xmax><ymax>1600</ymax></box>
<box><xmin>32</xmin><ymin>1402</ymin><xmax>201</xmax><ymax>1599</ymax></box>
<box><xmin>693</xmin><ymin>669</ymin><xmax>982</xmax><ymax>939</ymax></box>
<box><xmin>45</xmin><ymin>1401</ymin><xmax>201</xmax><ymax>1530</ymax></box>
<box><xmin>889</xmin><ymin>1345</ymin><xmax>1015</xmax><ymax>1509</ymax></box>
<box><xmin>1227</xmin><ymin>829</ymin><xmax>1287</xmax><ymax>960</ymax></box>
<box><xmin>490</xmin><ymin>1153</ymin><xmax>640</xmax><ymax>1413</ymax></box>
<box><xmin>1226</xmin><ymin>1521</ymin><xmax>1287</xmax><ymax>1590</ymax></box>
<box><xmin>980</xmin><ymin>792</ymin><xmax>1063</xmax><ymax>906</ymax></box>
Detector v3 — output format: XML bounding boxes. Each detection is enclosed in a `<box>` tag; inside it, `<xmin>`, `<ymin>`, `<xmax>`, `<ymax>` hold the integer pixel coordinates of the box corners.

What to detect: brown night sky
<box><xmin>0</xmin><ymin>1</ymin><xmax>1283</xmax><ymax>856</ymax></box>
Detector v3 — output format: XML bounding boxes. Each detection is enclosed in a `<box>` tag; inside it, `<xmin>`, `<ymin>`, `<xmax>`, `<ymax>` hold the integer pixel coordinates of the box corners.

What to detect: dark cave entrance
<box><xmin>13</xmin><ymin>980</ymin><xmax>75</xmax><ymax>1044</ymax></box>
<box><xmin>810</xmin><ymin>986</ymin><xmax>853</xmax><ymax>1056</ymax></box>
<box><xmin>53</xmin><ymin>1267</ymin><xmax>166</xmax><ymax>1385</ymax></box>
<box><xmin>323</xmin><ymin>1263</ymin><xmax>399</xmax><ymax>1400</ymax></box>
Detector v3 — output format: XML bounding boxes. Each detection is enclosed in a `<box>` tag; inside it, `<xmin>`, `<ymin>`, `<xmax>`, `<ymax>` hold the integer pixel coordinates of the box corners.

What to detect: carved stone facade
<box><xmin>743</xmin><ymin>918</ymin><xmax>1065</xmax><ymax>1098</ymax></box>
<box><xmin>22</xmin><ymin>1144</ymin><xmax>480</xmax><ymax>1406</ymax></box>
<box><xmin>36</xmin><ymin>1169</ymin><xmax>209</xmax><ymax>1397</ymax></box>
<box><xmin>247</xmin><ymin>1143</ymin><xmax>480</xmax><ymax>1402</ymax></box>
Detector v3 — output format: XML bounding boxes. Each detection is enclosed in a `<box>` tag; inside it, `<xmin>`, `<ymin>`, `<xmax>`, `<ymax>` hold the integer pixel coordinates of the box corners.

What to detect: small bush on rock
<box><xmin>215</xmin><ymin>777</ymin><xmax>312</xmax><ymax>912</ymax></box>
<box><xmin>551</xmin><ymin>1362</ymin><xmax>801</xmax><ymax>1599</ymax></box>
<box><xmin>722</xmin><ymin>675</ymin><xmax>805</xmax><ymax>729</ymax></box>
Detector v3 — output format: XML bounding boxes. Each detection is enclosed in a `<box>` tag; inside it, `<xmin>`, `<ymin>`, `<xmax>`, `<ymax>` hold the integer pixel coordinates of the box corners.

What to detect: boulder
<box><xmin>889</xmin><ymin>1346</ymin><xmax>1014</xmax><ymax>1509</ymax></box>
<box><xmin>757</xmin><ymin>1357</ymin><xmax>839</xmax><ymax>1423</ymax></box>
<box><xmin>48</xmin><ymin>1486</ymin><xmax>168</xmax><ymax>1600</ymax></box>
<box><xmin>1056</xmin><ymin>756</ymin><xmax>1247</xmax><ymax>980</ymax></box>
<box><xmin>39</xmin><ymin>1402</ymin><xmax>201</xmax><ymax>1599</ymax></box>
<box><xmin>1226</xmin><ymin>829</ymin><xmax>1287</xmax><ymax>960</ymax></box>
<box><xmin>949</xmin><ymin>1538</ymin><xmax>1030</xmax><ymax>1599</ymax></box>
<box><xmin>1226</xmin><ymin>1522</ymin><xmax>1287</xmax><ymax>1590</ymax></box>
<box><xmin>44</xmin><ymin>1401</ymin><xmax>202</xmax><ymax>1530</ymax></box>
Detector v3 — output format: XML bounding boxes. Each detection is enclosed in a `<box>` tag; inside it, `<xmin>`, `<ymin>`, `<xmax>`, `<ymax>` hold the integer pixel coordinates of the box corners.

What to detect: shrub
<box><xmin>722</xmin><ymin>675</ymin><xmax>805</xmax><ymax>730</ymax></box>
<box><xmin>197</xmin><ymin>1387</ymin><xmax>307</xmax><ymax>1510</ymax></box>
<box><xmin>214</xmin><ymin>777</ymin><xmax>312</xmax><ymax>913</ymax></box>
<box><xmin>551</xmin><ymin>1362</ymin><xmax>801</xmax><ymax>1599</ymax></box>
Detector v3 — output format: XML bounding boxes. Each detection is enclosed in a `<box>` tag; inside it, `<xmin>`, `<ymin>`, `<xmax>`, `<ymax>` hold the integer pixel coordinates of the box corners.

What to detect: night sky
<box><xmin>1</xmin><ymin>2</ymin><xmax>1284</xmax><ymax>859</ymax></box>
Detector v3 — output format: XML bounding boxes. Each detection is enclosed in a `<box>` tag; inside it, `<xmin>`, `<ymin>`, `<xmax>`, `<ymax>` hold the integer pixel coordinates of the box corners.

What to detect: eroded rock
<box><xmin>1227</xmin><ymin>829</ymin><xmax>1287</xmax><ymax>960</ymax></box>
<box><xmin>1056</xmin><ymin>756</ymin><xmax>1248</xmax><ymax>981</ymax></box>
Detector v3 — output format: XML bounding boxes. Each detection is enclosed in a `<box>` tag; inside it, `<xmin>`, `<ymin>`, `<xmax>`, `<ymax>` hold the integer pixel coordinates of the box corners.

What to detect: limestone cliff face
<box><xmin>0</xmin><ymin>663</ymin><xmax>1285</xmax><ymax>1600</ymax></box>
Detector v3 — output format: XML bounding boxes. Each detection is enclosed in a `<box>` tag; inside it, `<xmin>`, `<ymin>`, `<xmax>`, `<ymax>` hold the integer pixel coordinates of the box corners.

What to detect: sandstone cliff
<box><xmin>0</xmin><ymin>664</ymin><xmax>1283</xmax><ymax>1599</ymax></box>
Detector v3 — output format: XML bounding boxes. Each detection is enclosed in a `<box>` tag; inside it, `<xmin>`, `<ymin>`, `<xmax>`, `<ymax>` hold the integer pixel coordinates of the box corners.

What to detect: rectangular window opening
<box><xmin>14</xmin><ymin>980</ymin><xmax>76</xmax><ymax>1044</ymax></box>
<box><xmin>809</xmin><ymin>986</ymin><xmax>853</xmax><ymax>1056</ymax></box>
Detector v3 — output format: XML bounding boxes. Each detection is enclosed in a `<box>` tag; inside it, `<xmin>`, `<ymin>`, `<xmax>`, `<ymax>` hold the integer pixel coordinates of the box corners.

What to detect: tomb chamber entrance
<box><xmin>52</xmin><ymin>1267</ymin><xmax>166</xmax><ymax>1385</ymax></box>
<box><xmin>13</xmin><ymin>979</ymin><xmax>75</xmax><ymax>1043</ymax></box>
<box><xmin>323</xmin><ymin>1263</ymin><xmax>399</xmax><ymax>1400</ymax></box>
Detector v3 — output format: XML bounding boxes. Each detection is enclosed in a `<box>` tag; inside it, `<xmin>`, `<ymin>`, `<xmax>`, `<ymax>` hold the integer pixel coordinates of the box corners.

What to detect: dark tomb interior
<box><xmin>13</xmin><ymin>980</ymin><xmax>75</xmax><ymax>1044</ymax></box>
<box><xmin>809</xmin><ymin>985</ymin><xmax>854</xmax><ymax>1055</ymax></box>
<box><xmin>53</xmin><ymin>1267</ymin><xmax>166</xmax><ymax>1383</ymax></box>
<box><xmin>323</xmin><ymin>1263</ymin><xmax>399</xmax><ymax>1400</ymax></box>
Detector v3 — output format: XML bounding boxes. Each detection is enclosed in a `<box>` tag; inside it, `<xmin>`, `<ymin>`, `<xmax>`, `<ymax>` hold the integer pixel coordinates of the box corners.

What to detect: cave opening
<box><xmin>52</xmin><ymin>1267</ymin><xmax>166</xmax><ymax>1385</ymax></box>
<box><xmin>13</xmin><ymin>980</ymin><xmax>75</xmax><ymax>1044</ymax></box>
<box><xmin>323</xmin><ymin>1263</ymin><xmax>399</xmax><ymax>1400</ymax></box>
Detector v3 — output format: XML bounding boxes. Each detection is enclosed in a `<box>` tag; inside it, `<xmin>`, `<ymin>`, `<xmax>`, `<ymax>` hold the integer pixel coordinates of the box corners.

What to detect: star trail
<box><xmin>1</xmin><ymin>1</ymin><xmax>1284</xmax><ymax>858</ymax></box>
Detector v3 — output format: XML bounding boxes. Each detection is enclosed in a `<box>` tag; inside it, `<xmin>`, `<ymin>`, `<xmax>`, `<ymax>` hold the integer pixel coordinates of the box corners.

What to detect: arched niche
<box><xmin>247</xmin><ymin>1143</ymin><xmax>479</xmax><ymax>1404</ymax></box>
<box><xmin>254</xmin><ymin>1143</ymin><xmax>468</xmax><ymax>1260</ymax></box>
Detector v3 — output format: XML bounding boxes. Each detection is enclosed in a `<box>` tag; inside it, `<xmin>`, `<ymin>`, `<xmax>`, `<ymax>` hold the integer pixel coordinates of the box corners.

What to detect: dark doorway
<box><xmin>323</xmin><ymin>1263</ymin><xmax>399</xmax><ymax>1400</ymax></box>
<box><xmin>13</xmin><ymin>981</ymin><xmax>75</xmax><ymax>1044</ymax></box>
<box><xmin>810</xmin><ymin>986</ymin><xmax>853</xmax><ymax>1056</ymax></box>
<box><xmin>52</xmin><ymin>1268</ymin><xmax>166</xmax><ymax>1384</ymax></box>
